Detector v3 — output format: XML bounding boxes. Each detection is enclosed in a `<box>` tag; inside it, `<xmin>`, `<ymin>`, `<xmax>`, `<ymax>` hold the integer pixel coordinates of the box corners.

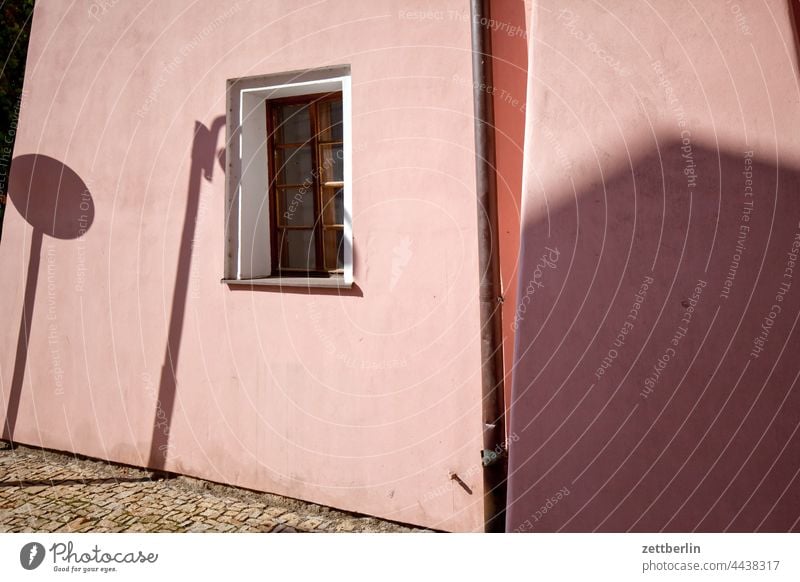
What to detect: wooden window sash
<box><xmin>267</xmin><ymin>91</ymin><xmax>344</xmax><ymax>277</ymax></box>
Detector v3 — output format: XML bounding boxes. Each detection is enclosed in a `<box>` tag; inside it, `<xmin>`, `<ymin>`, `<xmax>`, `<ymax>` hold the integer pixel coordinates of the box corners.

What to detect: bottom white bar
<box><xmin>1</xmin><ymin>533</ymin><xmax>797</xmax><ymax>581</ymax></box>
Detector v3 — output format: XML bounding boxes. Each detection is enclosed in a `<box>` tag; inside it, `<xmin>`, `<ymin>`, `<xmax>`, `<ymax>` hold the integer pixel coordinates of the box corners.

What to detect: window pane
<box><xmin>275</xmin><ymin>146</ymin><xmax>313</xmax><ymax>185</ymax></box>
<box><xmin>275</xmin><ymin>104</ymin><xmax>311</xmax><ymax>144</ymax></box>
<box><xmin>319</xmin><ymin>144</ymin><xmax>344</xmax><ymax>183</ymax></box>
<box><xmin>279</xmin><ymin>229</ymin><xmax>316</xmax><ymax>270</ymax></box>
<box><xmin>323</xmin><ymin>229</ymin><xmax>344</xmax><ymax>271</ymax></box>
<box><xmin>279</xmin><ymin>187</ymin><xmax>315</xmax><ymax>227</ymax></box>
<box><xmin>322</xmin><ymin>187</ymin><xmax>343</xmax><ymax>225</ymax></box>
<box><xmin>317</xmin><ymin>99</ymin><xmax>343</xmax><ymax>142</ymax></box>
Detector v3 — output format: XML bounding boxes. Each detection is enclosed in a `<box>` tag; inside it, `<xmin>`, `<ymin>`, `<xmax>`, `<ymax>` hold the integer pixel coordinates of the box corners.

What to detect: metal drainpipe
<box><xmin>470</xmin><ymin>0</ymin><xmax>508</xmax><ymax>533</ymax></box>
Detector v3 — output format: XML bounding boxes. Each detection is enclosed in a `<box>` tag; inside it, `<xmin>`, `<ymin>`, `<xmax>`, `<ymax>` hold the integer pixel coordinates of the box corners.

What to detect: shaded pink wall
<box><xmin>0</xmin><ymin>0</ymin><xmax>488</xmax><ymax>531</ymax></box>
<box><xmin>508</xmin><ymin>0</ymin><xmax>800</xmax><ymax>531</ymax></box>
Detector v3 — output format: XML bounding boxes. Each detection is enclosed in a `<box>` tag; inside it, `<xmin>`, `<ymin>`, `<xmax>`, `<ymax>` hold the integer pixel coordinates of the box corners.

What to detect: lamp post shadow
<box><xmin>147</xmin><ymin>117</ymin><xmax>225</xmax><ymax>470</ymax></box>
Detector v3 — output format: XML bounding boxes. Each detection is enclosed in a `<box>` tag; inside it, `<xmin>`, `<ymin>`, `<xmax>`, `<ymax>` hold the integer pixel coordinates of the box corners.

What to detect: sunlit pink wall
<box><xmin>491</xmin><ymin>0</ymin><xmax>527</xmax><ymax>404</ymax></box>
<box><xmin>508</xmin><ymin>0</ymin><xmax>800</xmax><ymax>531</ymax></box>
<box><xmin>0</xmin><ymin>0</ymin><xmax>487</xmax><ymax>531</ymax></box>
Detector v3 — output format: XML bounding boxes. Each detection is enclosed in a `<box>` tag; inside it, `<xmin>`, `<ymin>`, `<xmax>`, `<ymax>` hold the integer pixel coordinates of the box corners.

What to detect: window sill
<box><xmin>221</xmin><ymin>276</ymin><xmax>353</xmax><ymax>289</ymax></box>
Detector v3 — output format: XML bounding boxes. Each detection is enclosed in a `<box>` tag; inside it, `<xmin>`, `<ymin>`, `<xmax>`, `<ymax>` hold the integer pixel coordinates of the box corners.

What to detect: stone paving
<box><xmin>0</xmin><ymin>441</ymin><xmax>424</xmax><ymax>533</ymax></box>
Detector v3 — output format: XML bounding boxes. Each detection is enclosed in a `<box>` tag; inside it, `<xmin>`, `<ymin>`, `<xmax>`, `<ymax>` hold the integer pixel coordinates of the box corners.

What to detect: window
<box><xmin>267</xmin><ymin>93</ymin><xmax>344</xmax><ymax>276</ymax></box>
<box><xmin>224</xmin><ymin>67</ymin><xmax>352</xmax><ymax>287</ymax></box>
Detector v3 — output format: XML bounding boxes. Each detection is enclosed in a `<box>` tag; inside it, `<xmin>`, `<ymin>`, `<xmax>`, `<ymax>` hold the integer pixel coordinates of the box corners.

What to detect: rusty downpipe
<box><xmin>470</xmin><ymin>0</ymin><xmax>508</xmax><ymax>532</ymax></box>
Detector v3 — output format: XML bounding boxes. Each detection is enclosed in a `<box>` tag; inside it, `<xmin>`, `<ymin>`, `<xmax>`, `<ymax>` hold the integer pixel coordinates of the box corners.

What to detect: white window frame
<box><xmin>223</xmin><ymin>66</ymin><xmax>353</xmax><ymax>288</ymax></box>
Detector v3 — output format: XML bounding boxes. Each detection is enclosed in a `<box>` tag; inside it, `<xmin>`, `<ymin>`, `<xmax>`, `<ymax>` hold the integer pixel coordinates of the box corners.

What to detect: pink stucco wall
<box><xmin>0</xmin><ymin>0</ymin><xmax>488</xmax><ymax>531</ymax></box>
<box><xmin>508</xmin><ymin>0</ymin><xmax>800</xmax><ymax>531</ymax></box>
<box><xmin>491</xmin><ymin>0</ymin><xmax>527</xmax><ymax>402</ymax></box>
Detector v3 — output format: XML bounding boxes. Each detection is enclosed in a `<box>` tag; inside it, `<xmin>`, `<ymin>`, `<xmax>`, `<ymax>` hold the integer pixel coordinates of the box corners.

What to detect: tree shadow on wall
<box><xmin>507</xmin><ymin>137</ymin><xmax>800</xmax><ymax>532</ymax></box>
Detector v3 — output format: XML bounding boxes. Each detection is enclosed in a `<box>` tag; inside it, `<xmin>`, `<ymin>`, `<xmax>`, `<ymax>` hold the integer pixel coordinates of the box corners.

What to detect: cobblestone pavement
<box><xmin>0</xmin><ymin>442</ymin><xmax>424</xmax><ymax>533</ymax></box>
